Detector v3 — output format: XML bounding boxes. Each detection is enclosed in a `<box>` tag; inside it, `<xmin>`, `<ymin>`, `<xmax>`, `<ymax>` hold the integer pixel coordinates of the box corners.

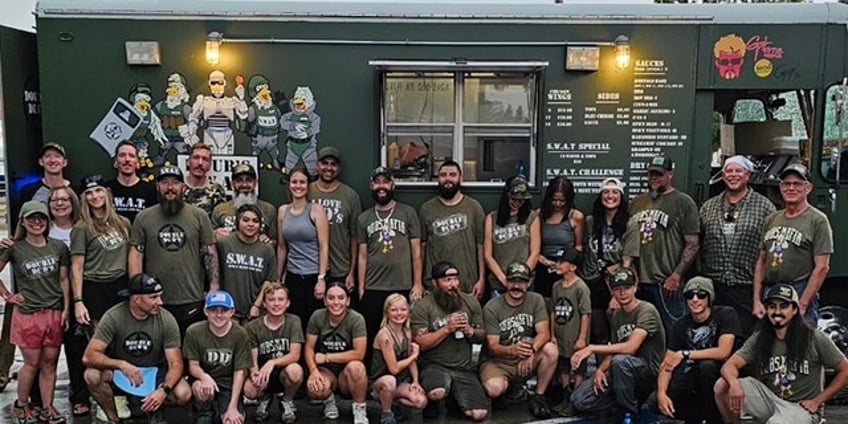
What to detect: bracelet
<box><xmin>73</xmin><ymin>295</ymin><xmax>83</xmax><ymax>302</ymax></box>
<box><xmin>317</xmin><ymin>274</ymin><xmax>326</xmax><ymax>280</ymax></box>
<box><xmin>251</xmin><ymin>304</ymin><xmax>260</xmax><ymax>309</ymax></box>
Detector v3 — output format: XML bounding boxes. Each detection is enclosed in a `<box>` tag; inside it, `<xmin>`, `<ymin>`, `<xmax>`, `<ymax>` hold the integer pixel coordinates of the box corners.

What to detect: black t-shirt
<box><xmin>105</xmin><ymin>178</ymin><xmax>158</xmax><ymax>223</ymax></box>
<box><xmin>668</xmin><ymin>305</ymin><xmax>742</xmax><ymax>351</ymax></box>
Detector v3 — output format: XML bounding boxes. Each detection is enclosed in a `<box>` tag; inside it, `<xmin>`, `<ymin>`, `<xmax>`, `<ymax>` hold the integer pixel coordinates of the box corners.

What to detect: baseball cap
<box><xmin>371</xmin><ymin>166</ymin><xmax>393</xmax><ymax>181</ymax></box>
<box><xmin>41</xmin><ymin>142</ymin><xmax>66</xmax><ymax>158</ymax></box>
<box><xmin>121</xmin><ymin>273</ymin><xmax>164</xmax><ymax>297</ymax></box>
<box><xmin>205</xmin><ymin>290</ymin><xmax>235</xmax><ymax>309</ymax></box>
<box><xmin>81</xmin><ymin>174</ymin><xmax>106</xmax><ymax>191</ymax></box>
<box><xmin>507</xmin><ymin>176</ymin><xmax>532</xmax><ymax>200</ymax></box>
<box><xmin>19</xmin><ymin>200</ymin><xmax>49</xmax><ymax>220</ymax></box>
<box><xmin>780</xmin><ymin>163</ymin><xmax>810</xmax><ymax>182</ymax></box>
<box><xmin>431</xmin><ymin>261</ymin><xmax>459</xmax><ymax>280</ymax></box>
<box><xmin>609</xmin><ymin>268</ymin><xmax>637</xmax><ymax>288</ymax></box>
<box><xmin>554</xmin><ymin>248</ymin><xmax>583</xmax><ymax>266</ymax></box>
<box><xmin>764</xmin><ymin>284</ymin><xmax>799</xmax><ymax>305</ymax></box>
<box><xmin>318</xmin><ymin>146</ymin><xmax>341</xmax><ymax>162</ymax></box>
<box><xmin>647</xmin><ymin>155</ymin><xmax>674</xmax><ymax>174</ymax></box>
<box><xmin>231</xmin><ymin>163</ymin><xmax>257</xmax><ymax>179</ymax></box>
<box><xmin>157</xmin><ymin>166</ymin><xmax>184</xmax><ymax>181</ymax></box>
<box><xmin>683</xmin><ymin>276</ymin><xmax>715</xmax><ymax>302</ymax></box>
<box><xmin>600</xmin><ymin>177</ymin><xmax>625</xmax><ymax>194</ymax></box>
<box><xmin>506</xmin><ymin>262</ymin><xmax>531</xmax><ymax>282</ymax></box>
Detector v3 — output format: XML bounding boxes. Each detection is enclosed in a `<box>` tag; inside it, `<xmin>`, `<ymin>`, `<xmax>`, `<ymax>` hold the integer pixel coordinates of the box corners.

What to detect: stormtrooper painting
<box><xmin>188</xmin><ymin>70</ymin><xmax>248</xmax><ymax>155</ymax></box>
<box><xmin>152</xmin><ymin>72</ymin><xmax>193</xmax><ymax>165</ymax></box>
<box><xmin>241</xmin><ymin>74</ymin><xmax>286</xmax><ymax>170</ymax></box>
<box><xmin>281</xmin><ymin>86</ymin><xmax>321</xmax><ymax>179</ymax></box>
<box><xmin>128</xmin><ymin>82</ymin><xmax>168</xmax><ymax>159</ymax></box>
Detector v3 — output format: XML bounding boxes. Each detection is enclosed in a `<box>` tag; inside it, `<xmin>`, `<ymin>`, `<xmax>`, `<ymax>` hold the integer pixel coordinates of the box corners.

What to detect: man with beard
<box><xmin>480</xmin><ymin>262</ymin><xmax>557</xmax><ymax>419</ymax></box>
<box><xmin>83</xmin><ymin>273</ymin><xmax>191</xmax><ymax>424</ymax></box>
<box><xmin>211</xmin><ymin>163</ymin><xmax>277</xmax><ymax>245</ymax></box>
<box><xmin>419</xmin><ymin>160</ymin><xmax>486</xmax><ymax>298</ymax></box>
<box><xmin>700</xmin><ymin>156</ymin><xmax>775</xmax><ymax>337</ymax></box>
<box><xmin>355</xmin><ymin>166</ymin><xmax>422</xmax><ymax>350</ymax></box>
<box><xmin>129</xmin><ymin>166</ymin><xmax>219</xmax><ymax>337</ymax></box>
<box><xmin>570</xmin><ymin>269</ymin><xmax>665</xmax><ymax>422</ymax></box>
<box><xmin>183</xmin><ymin>143</ymin><xmax>227</xmax><ymax>218</ymax></box>
<box><xmin>308</xmin><ymin>147</ymin><xmax>361</xmax><ymax>291</ymax></box>
<box><xmin>715</xmin><ymin>284</ymin><xmax>848</xmax><ymax>423</ymax></box>
<box><xmin>652</xmin><ymin>276</ymin><xmax>740</xmax><ymax>424</ymax></box>
<box><xmin>623</xmin><ymin>154</ymin><xmax>699</xmax><ymax>333</ymax></box>
<box><xmin>152</xmin><ymin>72</ymin><xmax>192</xmax><ymax>166</ymax></box>
<box><xmin>754</xmin><ymin>164</ymin><xmax>833</xmax><ymax>327</ymax></box>
<box><xmin>105</xmin><ymin>140</ymin><xmax>159</xmax><ymax>223</ymax></box>
<box><xmin>411</xmin><ymin>261</ymin><xmax>489</xmax><ymax>422</ymax></box>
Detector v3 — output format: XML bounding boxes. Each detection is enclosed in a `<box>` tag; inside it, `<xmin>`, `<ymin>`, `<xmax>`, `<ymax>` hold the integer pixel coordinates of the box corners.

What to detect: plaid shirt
<box><xmin>699</xmin><ymin>188</ymin><xmax>776</xmax><ymax>287</ymax></box>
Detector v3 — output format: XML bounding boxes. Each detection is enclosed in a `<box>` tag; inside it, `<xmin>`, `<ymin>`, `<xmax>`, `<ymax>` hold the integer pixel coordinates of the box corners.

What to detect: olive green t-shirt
<box><xmin>370</xmin><ymin>328</ymin><xmax>412</xmax><ymax>381</ymax></box>
<box><xmin>410</xmin><ymin>291</ymin><xmax>483</xmax><ymax>370</ymax></box>
<box><xmin>761</xmin><ymin>206</ymin><xmax>834</xmax><ymax>284</ymax></box>
<box><xmin>94</xmin><ymin>302</ymin><xmax>181</xmax><ymax>367</ymax></box>
<box><xmin>355</xmin><ymin>202</ymin><xmax>421</xmax><ymax>291</ymax></box>
<box><xmin>625</xmin><ymin>190</ymin><xmax>699</xmax><ymax>284</ymax></box>
<box><xmin>0</xmin><ymin>238</ymin><xmax>69</xmax><ymax>313</ymax></box>
<box><xmin>306</xmin><ymin>309</ymin><xmax>367</xmax><ymax>353</ymax></box>
<box><xmin>211</xmin><ymin>199</ymin><xmax>278</xmax><ymax>240</ymax></box>
<box><xmin>609</xmin><ymin>301</ymin><xmax>666</xmax><ymax>372</ymax></box>
<box><xmin>216</xmin><ymin>233</ymin><xmax>277</xmax><ymax>317</ymax></box>
<box><xmin>482</xmin><ymin>291</ymin><xmax>549</xmax><ymax>365</ymax></box>
<box><xmin>580</xmin><ymin>215</ymin><xmax>625</xmax><ymax>282</ymax></box>
<box><xmin>551</xmin><ymin>277</ymin><xmax>592</xmax><ymax>357</ymax></box>
<box><xmin>70</xmin><ymin>219</ymin><xmax>130</xmax><ymax>282</ymax></box>
<box><xmin>131</xmin><ymin>204</ymin><xmax>215</xmax><ymax>305</ymax></box>
<box><xmin>246</xmin><ymin>313</ymin><xmax>304</xmax><ymax>367</ymax></box>
<box><xmin>487</xmin><ymin>210</ymin><xmax>538</xmax><ymax>292</ymax></box>
<box><xmin>308</xmin><ymin>182</ymin><xmax>362</xmax><ymax>279</ymax></box>
<box><xmin>419</xmin><ymin>195</ymin><xmax>485</xmax><ymax>293</ymax></box>
<box><xmin>183</xmin><ymin>321</ymin><xmax>252</xmax><ymax>390</ymax></box>
<box><xmin>737</xmin><ymin>329</ymin><xmax>845</xmax><ymax>402</ymax></box>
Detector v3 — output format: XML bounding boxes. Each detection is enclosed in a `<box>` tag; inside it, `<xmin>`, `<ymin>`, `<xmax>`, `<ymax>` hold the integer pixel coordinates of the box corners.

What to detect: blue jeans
<box><xmin>636</xmin><ymin>283</ymin><xmax>684</xmax><ymax>334</ymax></box>
<box><xmin>763</xmin><ymin>279</ymin><xmax>819</xmax><ymax>328</ymax></box>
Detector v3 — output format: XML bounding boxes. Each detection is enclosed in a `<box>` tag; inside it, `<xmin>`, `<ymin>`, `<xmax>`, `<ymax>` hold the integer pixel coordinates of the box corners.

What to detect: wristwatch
<box><xmin>158</xmin><ymin>383</ymin><xmax>173</xmax><ymax>395</ymax></box>
<box><xmin>682</xmin><ymin>350</ymin><xmax>691</xmax><ymax>361</ymax></box>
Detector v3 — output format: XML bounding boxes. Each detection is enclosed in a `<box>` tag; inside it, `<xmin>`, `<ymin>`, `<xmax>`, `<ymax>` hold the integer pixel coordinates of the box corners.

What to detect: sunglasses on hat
<box><xmin>684</xmin><ymin>290</ymin><xmax>709</xmax><ymax>300</ymax></box>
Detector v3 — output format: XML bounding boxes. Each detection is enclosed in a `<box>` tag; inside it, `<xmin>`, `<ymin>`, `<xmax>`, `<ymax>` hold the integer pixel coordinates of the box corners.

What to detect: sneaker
<box><xmin>492</xmin><ymin>395</ymin><xmax>508</xmax><ymax>410</ymax></box>
<box><xmin>147</xmin><ymin>409</ymin><xmax>167</xmax><ymax>424</ymax></box>
<box><xmin>255</xmin><ymin>396</ymin><xmax>271</xmax><ymax>422</ymax></box>
<box><xmin>528</xmin><ymin>393</ymin><xmax>552</xmax><ymax>419</ymax></box>
<box><xmin>552</xmin><ymin>397</ymin><xmax>577</xmax><ymax>417</ymax></box>
<box><xmin>379</xmin><ymin>411</ymin><xmax>397</xmax><ymax>424</ymax></box>
<box><xmin>93</xmin><ymin>403</ymin><xmax>108</xmax><ymax>423</ymax></box>
<box><xmin>352</xmin><ymin>402</ymin><xmax>369</xmax><ymax>424</ymax></box>
<box><xmin>323</xmin><ymin>394</ymin><xmax>339</xmax><ymax>420</ymax></box>
<box><xmin>243</xmin><ymin>396</ymin><xmax>259</xmax><ymax>406</ymax></box>
<box><xmin>194</xmin><ymin>405</ymin><xmax>216</xmax><ymax>424</ymax></box>
<box><xmin>115</xmin><ymin>396</ymin><xmax>131</xmax><ymax>419</ymax></box>
<box><xmin>280</xmin><ymin>398</ymin><xmax>297</xmax><ymax>424</ymax></box>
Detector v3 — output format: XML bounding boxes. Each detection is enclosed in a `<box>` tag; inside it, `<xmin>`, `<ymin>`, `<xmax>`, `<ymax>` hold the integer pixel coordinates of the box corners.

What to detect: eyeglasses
<box><xmin>779</xmin><ymin>181</ymin><xmax>807</xmax><ymax>188</ymax></box>
<box><xmin>724</xmin><ymin>202</ymin><xmax>738</xmax><ymax>223</ymax></box>
<box><xmin>684</xmin><ymin>290</ymin><xmax>709</xmax><ymax>300</ymax></box>
<box><xmin>49</xmin><ymin>197</ymin><xmax>71</xmax><ymax>203</ymax></box>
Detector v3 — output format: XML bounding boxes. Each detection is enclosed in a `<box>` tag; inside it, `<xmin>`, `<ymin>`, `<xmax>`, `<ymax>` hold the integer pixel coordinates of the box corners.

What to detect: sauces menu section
<box><xmin>542</xmin><ymin>46</ymin><xmax>695</xmax><ymax>198</ymax></box>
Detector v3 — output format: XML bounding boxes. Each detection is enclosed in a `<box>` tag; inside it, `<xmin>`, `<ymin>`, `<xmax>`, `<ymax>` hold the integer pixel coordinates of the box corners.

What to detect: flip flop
<box><xmin>72</xmin><ymin>403</ymin><xmax>90</xmax><ymax>417</ymax></box>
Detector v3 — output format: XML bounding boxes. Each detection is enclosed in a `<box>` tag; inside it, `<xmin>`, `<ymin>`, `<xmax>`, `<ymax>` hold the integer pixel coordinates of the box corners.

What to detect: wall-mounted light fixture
<box><xmin>206</xmin><ymin>32</ymin><xmax>223</xmax><ymax>66</ymax></box>
<box><xmin>125</xmin><ymin>41</ymin><xmax>161</xmax><ymax>66</ymax></box>
<box><xmin>565</xmin><ymin>35</ymin><xmax>631</xmax><ymax>71</ymax></box>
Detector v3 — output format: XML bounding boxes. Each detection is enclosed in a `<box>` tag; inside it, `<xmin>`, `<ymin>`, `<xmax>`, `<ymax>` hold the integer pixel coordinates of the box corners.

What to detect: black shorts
<box><xmin>586</xmin><ymin>276</ymin><xmax>611</xmax><ymax>310</ymax></box>
<box><xmin>419</xmin><ymin>363</ymin><xmax>489</xmax><ymax>411</ymax></box>
<box><xmin>266</xmin><ymin>367</ymin><xmax>286</xmax><ymax>393</ymax></box>
<box><xmin>84</xmin><ymin>275</ymin><xmax>128</xmax><ymax>320</ymax></box>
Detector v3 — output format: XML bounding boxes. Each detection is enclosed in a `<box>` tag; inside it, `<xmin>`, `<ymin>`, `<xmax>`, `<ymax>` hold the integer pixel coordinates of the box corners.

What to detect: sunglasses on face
<box><xmin>684</xmin><ymin>290</ymin><xmax>709</xmax><ymax>300</ymax></box>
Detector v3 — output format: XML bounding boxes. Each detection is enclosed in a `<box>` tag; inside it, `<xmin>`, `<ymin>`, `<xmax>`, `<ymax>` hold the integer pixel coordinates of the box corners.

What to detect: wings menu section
<box><xmin>541</xmin><ymin>46</ymin><xmax>695</xmax><ymax>199</ymax></box>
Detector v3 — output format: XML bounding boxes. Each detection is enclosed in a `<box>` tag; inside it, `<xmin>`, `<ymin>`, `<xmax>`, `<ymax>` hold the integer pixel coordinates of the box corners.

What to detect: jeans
<box><xmin>570</xmin><ymin>354</ymin><xmax>656</xmax><ymax>415</ymax></box>
<box><xmin>636</xmin><ymin>283</ymin><xmax>684</xmax><ymax>334</ymax></box>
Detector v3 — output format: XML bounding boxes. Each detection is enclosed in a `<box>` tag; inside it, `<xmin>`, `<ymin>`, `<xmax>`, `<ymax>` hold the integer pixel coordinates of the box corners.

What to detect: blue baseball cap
<box><xmin>205</xmin><ymin>290</ymin><xmax>234</xmax><ymax>309</ymax></box>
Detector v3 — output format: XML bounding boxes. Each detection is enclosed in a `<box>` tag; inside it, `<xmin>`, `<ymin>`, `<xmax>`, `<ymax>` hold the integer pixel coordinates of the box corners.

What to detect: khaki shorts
<box><xmin>739</xmin><ymin>377</ymin><xmax>822</xmax><ymax>424</ymax></box>
<box><xmin>479</xmin><ymin>358</ymin><xmax>521</xmax><ymax>383</ymax></box>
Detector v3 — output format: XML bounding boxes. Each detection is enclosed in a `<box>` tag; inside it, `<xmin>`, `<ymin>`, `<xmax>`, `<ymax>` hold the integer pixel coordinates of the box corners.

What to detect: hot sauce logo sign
<box><xmin>713</xmin><ymin>34</ymin><xmax>784</xmax><ymax>79</ymax></box>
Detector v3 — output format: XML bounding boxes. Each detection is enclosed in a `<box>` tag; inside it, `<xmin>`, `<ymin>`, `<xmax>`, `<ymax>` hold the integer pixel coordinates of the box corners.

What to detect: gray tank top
<box><xmin>282</xmin><ymin>203</ymin><xmax>319</xmax><ymax>274</ymax></box>
<box><xmin>541</xmin><ymin>209</ymin><xmax>575</xmax><ymax>257</ymax></box>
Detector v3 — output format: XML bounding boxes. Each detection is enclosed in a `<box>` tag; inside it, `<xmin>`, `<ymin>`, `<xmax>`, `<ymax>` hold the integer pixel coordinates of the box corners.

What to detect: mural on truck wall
<box><xmin>713</xmin><ymin>33</ymin><xmax>788</xmax><ymax>80</ymax></box>
<box><xmin>281</xmin><ymin>86</ymin><xmax>321</xmax><ymax>181</ymax></box>
<box><xmin>188</xmin><ymin>70</ymin><xmax>248</xmax><ymax>155</ymax></box>
<box><xmin>88</xmin><ymin>71</ymin><xmax>323</xmax><ymax>182</ymax></box>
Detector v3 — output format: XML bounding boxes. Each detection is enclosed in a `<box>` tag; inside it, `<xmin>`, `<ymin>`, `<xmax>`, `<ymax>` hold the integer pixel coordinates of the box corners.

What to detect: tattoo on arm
<box><xmin>203</xmin><ymin>244</ymin><xmax>220</xmax><ymax>284</ymax></box>
<box><xmin>674</xmin><ymin>234</ymin><xmax>699</xmax><ymax>276</ymax></box>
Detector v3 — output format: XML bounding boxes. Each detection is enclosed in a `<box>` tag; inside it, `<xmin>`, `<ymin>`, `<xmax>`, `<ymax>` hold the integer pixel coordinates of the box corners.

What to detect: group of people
<box><xmin>0</xmin><ymin>139</ymin><xmax>843</xmax><ymax>424</ymax></box>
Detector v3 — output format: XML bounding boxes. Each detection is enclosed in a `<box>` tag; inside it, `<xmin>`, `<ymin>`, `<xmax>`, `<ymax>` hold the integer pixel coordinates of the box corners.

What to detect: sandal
<box><xmin>0</xmin><ymin>373</ymin><xmax>8</xmax><ymax>392</ymax></box>
<box><xmin>72</xmin><ymin>403</ymin><xmax>90</xmax><ymax>417</ymax></box>
<box><xmin>12</xmin><ymin>401</ymin><xmax>39</xmax><ymax>424</ymax></box>
<box><xmin>37</xmin><ymin>405</ymin><xmax>67</xmax><ymax>424</ymax></box>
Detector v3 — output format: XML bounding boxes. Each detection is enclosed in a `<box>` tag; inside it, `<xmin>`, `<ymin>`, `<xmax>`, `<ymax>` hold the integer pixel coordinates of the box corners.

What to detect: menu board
<box><xmin>542</xmin><ymin>36</ymin><xmax>696</xmax><ymax>199</ymax></box>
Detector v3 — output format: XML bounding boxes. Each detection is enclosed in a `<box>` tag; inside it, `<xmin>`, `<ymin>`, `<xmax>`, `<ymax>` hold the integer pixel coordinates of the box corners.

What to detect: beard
<box><xmin>159</xmin><ymin>194</ymin><xmax>185</xmax><ymax>216</ymax></box>
<box><xmin>438</xmin><ymin>182</ymin><xmax>461</xmax><ymax>200</ymax></box>
<box><xmin>650</xmin><ymin>184</ymin><xmax>667</xmax><ymax>200</ymax></box>
<box><xmin>434</xmin><ymin>288</ymin><xmax>463</xmax><ymax>312</ymax></box>
<box><xmin>371</xmin><ymin>189</ymin><xmax>394</xmax><ymax>206</ymax></box>
<box><xmin>234</xmin><ymin>192</ymin><xmax>258</xmax><ymax>209</ymax></box>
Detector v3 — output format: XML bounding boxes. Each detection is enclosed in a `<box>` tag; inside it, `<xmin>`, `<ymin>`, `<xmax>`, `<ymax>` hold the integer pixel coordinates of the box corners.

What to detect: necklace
<box><xmin>375</xmin><ymin>205</ymin><xmax>396</xmax><ymax>253</ymax></box>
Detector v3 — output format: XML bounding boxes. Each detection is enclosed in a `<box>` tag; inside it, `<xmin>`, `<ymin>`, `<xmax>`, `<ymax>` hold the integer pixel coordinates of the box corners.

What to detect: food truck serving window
<box><xmin>375</xmin><ymin>63</ymin><xmax>543</xmax><ymax>187</ymax></box>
